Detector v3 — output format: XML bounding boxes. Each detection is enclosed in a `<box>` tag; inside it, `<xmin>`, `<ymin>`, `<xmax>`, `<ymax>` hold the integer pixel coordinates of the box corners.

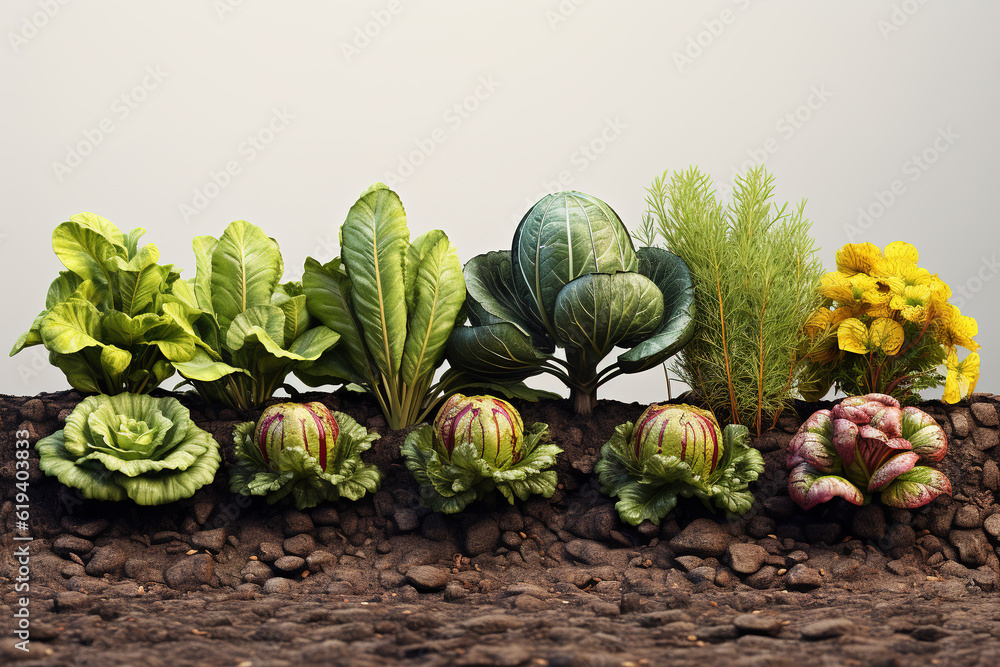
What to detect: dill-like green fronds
<box><xmin>644</xmin><ymin>166</ymin><xmax>823</xmax><ymax>435</ymax></box>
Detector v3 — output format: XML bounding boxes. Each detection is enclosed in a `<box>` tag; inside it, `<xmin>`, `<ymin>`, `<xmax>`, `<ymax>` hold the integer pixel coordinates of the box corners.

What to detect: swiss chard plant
<box><xmin>446</xmin><ymin>190</ymin><xmax>696</xmax><ymax>416</ymax></box>
<box><xmin>787</xmin><ymin>393</ymin><xmax>951</xmax><ymax>509</ymax></box>
<box><xmin>299</xmin><ymin>183</ymin><xmax>542</xmax><ymax>430</ymax></box>
<box><xmin>163</xmin><ymin>220</ymin><xmax>340</xmax><ymax>410</ymax></box>
<box><xmin>11</xmin><ymin>213</ymin><xmax>200</xmax><ymax>394</ymax></box>
<box><xmin>595</xmin><ymin>403</ymin><xmax>764</xmax><ymax>525</ymax></box>
<box><xmin>230</xmin><ymin>401</ymin><xmax>381</xmax><ymax>510</ymax></box>
<box><xmin>35</xmin><ymin>393</ymin><xmax>221</xmax><ymax>505</ymax></box>
<box><xmin>402</xmin><ymin>394</ymin><xmax>562</xmax><ymax>513</ymax></box>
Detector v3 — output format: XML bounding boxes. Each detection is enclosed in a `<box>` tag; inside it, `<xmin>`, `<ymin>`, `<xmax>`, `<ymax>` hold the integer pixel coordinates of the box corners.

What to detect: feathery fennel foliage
<box><xmin>641</xmin><ymin>167</ymin><xmax>823</xmax><ymax>435</ymax></box>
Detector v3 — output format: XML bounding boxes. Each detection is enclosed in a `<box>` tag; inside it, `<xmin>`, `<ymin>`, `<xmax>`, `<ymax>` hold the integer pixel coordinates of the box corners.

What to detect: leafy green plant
<box><xmin>163</xmin><ymin>220</ymin><xmax>340</xmax><ymax>410</ymax></box>
<box><xmin>11</xmin><ymin>213</ymin><xmax>200</xmax><ymax>394</ymax></box>
<box><xmin>446</xmin><ymin>190</ymin><xmax>696</xmax><ymax>416</ymax></box>
<box><xmin>299</xmin><ymin>183</ymin><xmax>540</xmax><ymax>430</ymax></box>
<box><xmin>799</xmin><ymin>241</ymin><xmax>980</xmax><ymax>404</ymax></box>
<box><xmin>402</xmin><ymin>394</ymin><xmax>562</xmax><ymax>513</ymax></box>
<box><xmin>640</xmin><ymin>167</ymin><xmax>823</xmax><ymax>435</ymax></box>
<box><xmin>35</xmin><ymin>393</ymin><xmax>221</xmax><ymax>505</ymax></box>
<box><xmin>787</xmin><ymin>394</ymin><xmax>951</xmax><ymax>509</ymax></box>
<box><xmin>230</xmin><ymin>401</ymin><xmax>381</xmax><ymax>510</ymax></box>
<box><xmin>595</xmin><ymin>403</ymin><xmax>763</xmax><ymax>525</ymax></box>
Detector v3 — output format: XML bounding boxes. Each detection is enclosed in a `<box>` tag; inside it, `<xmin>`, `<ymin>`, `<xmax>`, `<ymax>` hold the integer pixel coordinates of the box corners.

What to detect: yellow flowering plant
<box><xmin>800</xmin><ymin>241</ymin><xmax>980</xmax><ymax>404</ymax></box>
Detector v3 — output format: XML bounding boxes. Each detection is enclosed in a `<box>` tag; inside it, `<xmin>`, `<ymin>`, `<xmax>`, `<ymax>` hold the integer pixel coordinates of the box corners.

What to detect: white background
<box><xmin>2</xmin><ymin>0</ymin><xmax>997</xmax><ymax>404</ymax></box>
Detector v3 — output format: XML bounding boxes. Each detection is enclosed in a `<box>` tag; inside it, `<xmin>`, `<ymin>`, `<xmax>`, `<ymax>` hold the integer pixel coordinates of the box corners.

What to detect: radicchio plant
<box><xmin>402</xmin><ymin>394</ymin><xmax>561</xmax><ymax>513</ymax></box>
<box><xmin>230</xmin><ymin>401</ymin><xmax>381</xmax><ymax>509</ymax></box>
<box><xmin>787</xmin><ymin>393</ymin><xmax>951</xmax><ymax>509</ymax></box>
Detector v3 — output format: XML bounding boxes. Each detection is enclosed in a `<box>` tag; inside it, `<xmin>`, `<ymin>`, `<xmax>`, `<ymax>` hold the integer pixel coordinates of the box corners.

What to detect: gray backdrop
<box><xmin>3</xmin><ymin>0</ymin><xmax>997</xmax><ymax>404</ymax></box>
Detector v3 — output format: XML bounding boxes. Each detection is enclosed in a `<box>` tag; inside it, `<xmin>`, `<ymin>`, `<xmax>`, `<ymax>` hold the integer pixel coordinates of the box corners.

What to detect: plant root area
<box><xmin>3</xmin><ymin>390</ymin><xmax>1000</xmax><ymax>666</ymax></box>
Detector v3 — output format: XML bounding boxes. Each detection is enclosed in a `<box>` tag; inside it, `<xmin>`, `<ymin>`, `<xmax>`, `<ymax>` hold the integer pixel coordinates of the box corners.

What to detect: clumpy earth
<box><xmin>2</xmin><ymin>389</ymin><xmax>1000</xmax><ymax>666</ymax></box>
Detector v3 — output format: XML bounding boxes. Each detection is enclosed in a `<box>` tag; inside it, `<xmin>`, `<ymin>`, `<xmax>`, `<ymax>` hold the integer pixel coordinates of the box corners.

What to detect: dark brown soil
<box><xmin>2</xmin><ymin>389</ymin><xmax>1000</xmax><ymax>666</ymax></box>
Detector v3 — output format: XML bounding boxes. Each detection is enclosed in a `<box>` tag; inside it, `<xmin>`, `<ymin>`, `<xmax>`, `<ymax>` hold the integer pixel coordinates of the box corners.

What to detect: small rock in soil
<box><xmin>805</xmin><ymin>522</ymin><xmax>841</xmax><ymax>545</ymax></box>
<box><xmin>241</xmin><ymin>560</ymin><xmax>273</xmax><ymax>585</ymax></box>
<box><xmin>310</xmin><ymin>506</ymin><xmax>339</xmax><ymax>526</ymax></box>
<box><xmin>951</xmin><ymin>411</ymin><xmax>971</xmax><ymax>438</ymax></box>
<box><xmin>954</xmin><ymin>505</ymin><xmax>982</xmax><ymax>529</ymax></box>
<box><xmin>193</xmin><ymin>500</ymin><xmax>214</xmax><ymax>525</ymax></box>
<box><xmin>984</xmin><ymin>513</ymin><xmax>1000</xmax><ymax>538</ymax></box>
<box><xmin>565</xmin><ymin>539</ymin><xmax>614</xmax><ymax>565</ymax></box>
<box><xmin>746</xmin><ymin>566</ymin><xmax>777</xmax><ymax>590</ymax></box>
<box><xmin>747</xmin><ymin>516</ymin><xmax>776</xmax><ymax>539</ymax></box>
<box><xmin>443</xmin><ymin>580</ymin><xmax>468</xmax><ymax>601</ymax></box>
<box><xmin>801</xmin><ymin>618</ymin><xmax>854</xmax><ymax>640</ymax></box>
<box><xmin>282</xmin><ymin>509</ymin><xmax>314</xmax><ymax>535</ymax></box>
<box><xmin>911</xmin><ymin>626</ymin><xmax>952</xmax><ymax>642</ymax></box>
<box><xmin>733</xmin><ymin>614</ymin><xmax>784</xmax><ymax>636</ymax></box>
<box><xmin>949</xmin><ymin>529</ymin><xmax>992</xmax><ymax>566</ymax></box>
<box><xmin>513</xmin><ymin>594</ymin><xmax>547</xmax><ymax>611</ymax></box>
<box><xmin>787</xmin><ymin>550</ymin><xmax>808</xmax><ymax>563</ymax></box>
<box><xmin>727</xmin><ymin>543</ymin><xmax>768</xmax><ymax>574</ymax></box>
<box><xmin>592</xmin><ymin>600</ymin><xmax>620</xmax><ymax>617</ymax></box>
<box><xmin>971</xmin><ymin>402</ymin><xmax>999</xmax><ymax>425</ymax></box>
<box><xmin>975</xmin><ymin>428</ymin><xmax>999</xmax><ymax>451</ymax></box>
<box><xmin>674</xmin><ymin>555</ymin><xmax>703</xmax><ymax>572</ymax></box>
<box><xmin>263</xmin><ymin>577</ymin><xmax>294</xmax><ymax>594</ymax></box>
<box><xmin>406</xmin><ymin>565</ymin><xmax>450</xmax><ymax>591</ymax></box>
<box><xmin>393</xmin><ymin>508</ymin><xmax>419</xmax><ymax>532</ymax></box>
<box><xmin>463</xmin><ymin>516</ymin><xmax>500</xmax><ymax>556</ymax></box>
<box><xmin>20</xmin><ymin>398</ymin><xmax>45</xmax><ymax>421</ymax></box>
<box><xmin>85</xmin><ymin>546</ymin><xmax>127</xmax><ymax>577</ymax></box>
<box><xmin>621</xmin><ymin>592</ymin><xmax>641</xmax><ymax>613</ymax></box>
<box><xmin>151</xmin><ymin>531</ymin><xmax>185</xmax><ymax>544</ymax></box>
<box><xmin>983</xmin><ymin>460</ymin><xmax>1000</xmax><ymax>491</ymax></box>
<box><xmin>191</xmin><ymin>528</ymin><xmax>227</xmax><ymax>552</ymax></box>
<box><xmin>273</xmin><ymin>556</ymin><xmax>306</xmax><ymax>573</ymax></box>
<box><xmin>164</xmin><ymin>554</ymin><xmax>215</xmax><ymax>590</ymax></box>
<box><xmin>305</xmin><ymin>550</ymin><xmax>336</xmax><ymax>570</ymax></box>
<box><xmin>886</xmin><ymin>524</ymin><xmax>916</xmax><ymax>551</ymax></box>
<box><xmin>60</xmin><ymin>517</ymin><xmax>109</xmax><ymax>539</ymax></box>
<box><xmin>258</xmin><ymin>542</ymin><xmax>284</xmax><ymax>562</ymax></box>
<box><xmin>566</xmin><ymin>505</ymin><xmax>617</xmax><ymax>541</ymax></box>
<box><xmin>52</xmin><ymin>535</ymin><xmax>93</xmax><ymax>558</ymax></box>
<box><xmin>785</xmin><ymin>564</ymin><xmax>822</xmax><ymax>591</ymax></box>
<box><xmin>852</xmin><ymin>503</ymin><xmax>886</xmax><ymax>540</ymax></box>
<box><xmin>283</xmin><ymin>534</ymin><xmax>317</xmax><ymax>557</ymax></box>
<box><xmin>668</xmin><ymin>518</ymin><xmax>731</xmax><ymax>558</ymax></box>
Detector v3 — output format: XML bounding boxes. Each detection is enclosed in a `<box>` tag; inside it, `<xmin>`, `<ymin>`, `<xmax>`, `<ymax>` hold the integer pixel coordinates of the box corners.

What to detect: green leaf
<box><xmin>171</xmin><ymin>348</ymin><xmax>248</xmax><ymax>382</ymax></box>
<box><xmin>401</xmin><ymin>231</ymin><xmax>465</xmax><ymax>392</ymax></box>
<box><xmin>192</xmin><ymin>235</ymin><xmax>218</xmax><ymax>314</ymax></box>
<box><xmin>613</xmin><ymin>479</ymin><xmax>680</xmax><ymax>526</ymax></box>
<box><xmin>35</xmin><ymin>430</ymin><xmax>127</xmax><ymax>502</ymax></box>
<box><xmin>210</xmin><ymin>220</ymin><xmax>284</xmax><ymax>332</ymax></box>
<box><xmin>46</xmin><ymin>271</ymin><xmax>85</xmax><ymax>309</ymax></box>
<box><xmin>114</xmin><ymin>246</ymin><xmax>171</xmax><ymax>316</ymax></box>
<box><xmin>446</xmin><ymin>322</ymin><xmax>552</xmax><ymax>381</ymax></box>
<box><xmin>552</xmin><ymin>272</ymin><xmax>664</xmax><ymax>358</ymax></box>
<box><xmin>464</xmin><ymin>250</ymin><xmax>547</xmax><ymax>342</ymax></box>
<box><xmin>40</xmin><ymin>299</ymin><xmax>104</xmax><ymax>354</ymax></box>
<box><xmin>272</xmin><ymin>292</ymin><xmax>311</xmax><ymax>348</ymax></box>
<box><xmin>303</xmin><ymin>257</ymin><xmax>372</xmax><ymax>383</ymax></box>
<box><xmin>880</xmin><ymin>465</ymin><xmax>952</xmax><ymax>508</ymax></box>
<box><xmin>511</xmin><ymin>191</ymin><xmax>638</xmax><ymax>336</ymax></box>
<box><xmin>226</xmin><ymin>306</ymin><xmax>286</xmax><ymax>353</ymax></box>
<box><xmin>616</xmin><ymin>247</ymin><xmax>697</xmax><ymax>373</ymax></box>
<box><xmin>51</xmin><ymin>220</ymin><xmax>124</xmax><ymax>287</ymax></box>
<box><xmin>340</xmin><ymin>183</ymin><xmax>409</xmax><ymax>383</ymax></box>
<box><xmin>788</xmin><ymin>463</ymin><xmax>865</xmax><ymax>510</ymax></box>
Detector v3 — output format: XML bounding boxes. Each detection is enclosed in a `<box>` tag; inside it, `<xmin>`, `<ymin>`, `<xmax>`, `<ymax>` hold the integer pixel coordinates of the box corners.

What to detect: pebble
<box><xmin>591</xmin><ymin>600</ymin><xmax>621</xmax><ymax>617</ymax></box>
<box><xmin>463</xmin><ymin>516</ymin><xmax>500</xmax><ymax>556</ymax></box>
<box><xmin>444</xmin><ymin>581</ymin><xmax>468</xmax><ymax>601</ymax></box>
<box><xmin>733</xmin><ymin>614</ymin><xmax>784</xmax><ymax>636</ymax></box>
<box><xmin>727</xmin><ymin>543</ymin><xmax>768</xmax><ymax>574</ymax></box>
<box><xmin>85</xmin><ymin>546</ymin><xmax>127</xmax><ymax>577</ymax></box>
<box><xmin>785</xmin><ymin>564</ymin><xmax>823</xmax><ymax>591</ymax></box>
<box><xmin>513</xmin><ymin>594</ymin><xmax>548</xmax><ymax>611</ymax></box>
<box><xmin>263</xmin><ymin>577</ymin><xmax>294</xmax><ymax>594</ymax></box>
<box><xmin>191</xmin><ymin>528</ymin><xmax>227</xmax><ymax>552</ymax></box>
<box><xmin>52</xmin><ymin>535</ymin><xmax>94</xmax><ymax>558</ymax></box>
<box><xmin>953</xmin><ymin>505</ymin><xmax>981</xmax><ymax>529</ymax></box>
<box><xmin>164</xmin><ymin>554</ymin><xmax>215</xmax><ymax>590</ymax></box>
<box><xmin>273</xmin><ymin>556</ymin><xmax>306</xmax><ymax>573</ymax></box>
<box><xmin>20</xmin><ymin>398</ymin><xmax>45</xmax><ymax>422</ymax></box>
<box><xmin>151</xmin><ymin>531</ymin><xmax>186</xmax><ymax>545</ymax></box>
<box><xmin>801</xmin><ymin>618</ymin><xmax>854</xmax><ymax>639</ymax></box>
<box><xmin>312</xmin><ymin>507</ymin><xmax>340</xmax><ymax>525</ymax></box>
<box><xmin>674</xmin><ymin>555</ymin><xmax>703</xmax><ymax>572</ymax></box>
<box><xmin>406</xmin><ymin>565</ymin><xmax>450</xmax><ymax>591</ymax></box>
<box><xmin>983</xmin><ymin>460</ymin><xmax>1000</xmax><ymax>491</ymax></box>
<box><xmin>974</xmin><ymin>428</ymin><xmax>999</xmax><ymax>451</ymax></box>
<box><xmin>282</xmin><ymin>509</ymin><xmax>314</xmax><ymax>536</ymax></box>
<box><xmin>283</xmin><ymin>534</ymin><xmax>317</xmax><ymax>557</ymax></box>
<box><xmin>393</xmin><ymin>508</ymin><xmax>419</xmax><ymax>532</ymax></box>
<box><xmin>305</xmin><ymin>550</ymin><xmax>337</xmax><ymax>570</ymax></box>
<box><xmin>668</xmin><ymin>518</ymin><xmax>732</xmax><ymax>558</ymax></box>
<box><xmin>241</xmin><ymin>560</ymin><xmax>274</xmax><ymax>585</ymax></box>
<box><xmin>746</xmin><ymin>566</ymin><xmax>777</xmax><ymax>590</ymax></box>
<box><xmin>60</xmin><ymin>517</ymin><xmax>109</xmax><ymax>539</ymax></box>
<box><xmin>949</xmin><ymin>529</ymin><xmax>992</xmax><ymax>566</ymax></box>
<box><xmin>971</xmin><ymin>402</ymin><xmax>999</xmax><ymax>426</ymax></box>
<box><xmin>258</xmin><ymin>542</ymin><xmax>284</xmax><ymax>562</ymax></box>
<box><xmin>984</xmin><ymin>513</ymin><xmax>1000</xmax><ymax>538</ymax></box>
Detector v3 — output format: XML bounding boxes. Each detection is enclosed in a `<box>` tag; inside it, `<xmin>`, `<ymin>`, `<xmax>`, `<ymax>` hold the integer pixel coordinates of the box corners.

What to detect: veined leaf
<box><xmin>69</xmin><ymin>212</ymin><xmax>127</xmax><ymax>245</ymax></box>
<box><xmin>272</xmin><ymin>292</ymin><xmax>311</xmax><ymax>348</ymax></box>
<box><xmin>52</xmin><ymin>220</ymin><xmax>123</xmax><ymax>287</ymax></box>
<box><xmin>46</xmin><ymin>271</ymin><xmax>85</xmax><ymax>309</ymax></box>
<box><xmin>115</xmin><ymin>252</ymin><xmax>171</xmax><ymax>317</ymax></box>
<box><xmin>511</xmin><ymin>191</ymin><xmax>638</xmax><ymax>335</ymax></box>
<box><xmin>172</xmin><ymin>348</ymin><xmax>248</xmax><ymax>382</ymax></box>
<box><xmin>617</xmin><ymin>247</ymin><xmax>697</xmax><ymax>372</ymax></box>
<box><xmin>210</xmin><ymin>221</ymin><xmax>283</xmax><ymax>332</ymax></box>
<box><xmin>401</xmin><ymin>231</ymin><xmax>465</xmax><ymax>391</ymax></box>
<box><xmin>464</xmin><ymin>250</ymin><xmax>548</xmax><ymax>344</ymax></box>
<box><xmin>192</xmin><ymin>235</ymin><xmax>218</xmax><ymax>314</ymax></box>
<box><xmin>552</xmin><ymin>272</ymin><xmax>663</xmax><ymax>359</ymax></box>
<box><xmin>340</xmin><ymin>183</ymin><xmax>409</xmax><ymax>382</ymax></box>
<box><xmin>447</xmin><ymin>322</ymin><xmax>551</xmax><ymax>381</ymax></box>
<box><xmin>302</xmin><ymin>257</ymin><xmax>371</xmax><ymax>381</ymax></box>
<box><xmin>40</xmin><ymin>299</ymin><xmax>104</xmax><ymax>354</ymax></box>
<box><xmin>226</xmin><ymin>306</ymin><xmax>286</xmax><ymax>352</ymax></box>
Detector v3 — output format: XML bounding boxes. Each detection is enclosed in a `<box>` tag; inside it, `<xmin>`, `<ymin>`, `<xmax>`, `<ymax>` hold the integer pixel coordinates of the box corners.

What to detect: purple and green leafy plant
<box><xmin>595</xmin><ymin>403</ymin><xmax>764</xmax><ymax>525</ymax></box>
<box><xmin>787</xmin><ymin>393</ymin><xmax>951</xmax><ymax>509</ymax></box>
<box><xmin>230</xmin><ymin>401</ymin><xmax>381</xmax><ymax>510</ymax></box>
<box><xmin>401</xmin><ymin>394</ymin><xmax>561</xmax><ymax>513</ymax></box>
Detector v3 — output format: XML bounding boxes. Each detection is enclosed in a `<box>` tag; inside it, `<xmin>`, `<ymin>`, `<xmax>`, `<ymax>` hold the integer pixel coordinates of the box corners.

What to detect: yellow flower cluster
<box><xmin>806</xmin><ymin>241</ymin><xmax>980</xmax><ymax>403</ymax></box>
